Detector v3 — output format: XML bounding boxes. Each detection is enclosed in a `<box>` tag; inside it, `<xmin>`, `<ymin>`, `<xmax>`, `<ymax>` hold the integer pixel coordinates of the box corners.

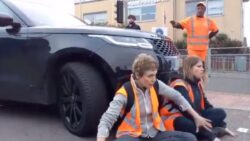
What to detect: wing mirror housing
<box><xmin>0</xmin><ymin>12</ymin><xmax>21</xmax><ymax>34</ymax></box>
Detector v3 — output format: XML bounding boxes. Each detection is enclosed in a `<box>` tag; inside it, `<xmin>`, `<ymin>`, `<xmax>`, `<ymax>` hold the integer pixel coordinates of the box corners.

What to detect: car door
<box><xmin>0</xmin><ymin>1</ymin><xmax>30</xmax><ymax>101</ymax></box>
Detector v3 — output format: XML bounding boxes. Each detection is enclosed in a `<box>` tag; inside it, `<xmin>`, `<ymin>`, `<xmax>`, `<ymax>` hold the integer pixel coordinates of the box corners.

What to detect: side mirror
<box><xmin>0</xmin><ymin>12</ymin><xmax>21</xmax><ymax>34</ymax></box>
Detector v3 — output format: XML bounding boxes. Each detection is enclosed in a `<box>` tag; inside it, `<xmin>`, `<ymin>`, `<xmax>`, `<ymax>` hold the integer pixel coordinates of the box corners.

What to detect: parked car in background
<box><xmin>0</xmin><ymin>0</ymin><xmax>180</xmax><ymax>136</ymax></box>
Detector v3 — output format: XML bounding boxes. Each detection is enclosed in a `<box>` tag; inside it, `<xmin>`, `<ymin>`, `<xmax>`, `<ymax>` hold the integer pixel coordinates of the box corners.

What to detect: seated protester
<box><xmin>97</xmin><ymin>53</ymin><xmax>212</xmax><ymax>141</ymax></box>
<box><xmin>161</xmin><ymin>56</ymin><xmax>235</xmax><ymax>141</ymax></box>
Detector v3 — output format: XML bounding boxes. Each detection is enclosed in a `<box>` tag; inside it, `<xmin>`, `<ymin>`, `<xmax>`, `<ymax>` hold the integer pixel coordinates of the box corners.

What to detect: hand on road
<box><xmin>194</xmin><ymin>116</ymin><xmax>212</xmax><ymax>132</ymax></box>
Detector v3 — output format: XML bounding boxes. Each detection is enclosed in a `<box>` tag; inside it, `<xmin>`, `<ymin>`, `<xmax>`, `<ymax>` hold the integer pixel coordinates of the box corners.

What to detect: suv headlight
<box><xmin>89</xmin><ymin>35</ymin><xmax>153</xmax><ymax>49</ymax></box>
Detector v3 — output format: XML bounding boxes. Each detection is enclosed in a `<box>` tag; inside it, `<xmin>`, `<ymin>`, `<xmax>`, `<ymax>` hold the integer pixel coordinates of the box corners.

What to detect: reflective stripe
<box><xmin>123</xmin><ymin>118</ymin><xmax>137</xmax><ymax>129</ymax></box>
<box><xmin>153</xmin><ymin>112</ymin><xmax>165</xmax><ymax>131</ymax></box>
<box><xmin>160</xmin><ymin>106</ymin><xmax>180</xmax><ymax>116</ymax></box>
<box><xmin>162</xmin><ymin>114</ymin><xmax>181</xmax><ymax>131</ymax></box>
<box><xmin>160</xmin><ymin>104</ymin><xmax>180</xmax><ymax>118</ymax></box>
<box><xmin>117</xmin><ymin>80</ymin><xmax>165</xmax><ymax>137</ymax></box>
<box><xmin>190</xmin><ymin>16</ymin><xmax>210</xmax><ymax>38</ymax></box>
<box><xmin>189</xmin><ymin>16</ymin><xmax>210</xmax><ymax>42</ymax></box>
<box><xmin>188</xmin><ymin>36</ymin><xmax>209</xmax><ymax>39</ymax></box>
<box><xmin>188</xmin><ymin>42</ymin><xmax>209</xmax><ymax>45</ymax></box>
<box><xmin>159</xmin><ymin>121</ymin><xmax>165</xmax><ymax>131</ymax></box>
<box><xmin>170</xmin><ymin>108</ymin><xmax>180</xmax><ymax>113</ymax></box>
<box><xmin>161</xmin><ymin>79</ymin><xmax>188</xmax><ymax>120</ymax></box>
<box><xmin>116</xmin><ymin>131</ymin><xmax>138</xmax><ymax>138</ymax></box>
<box><xmin>153</xmin><ymin>112</ymin><xmax>158</xmax><ymax>119</ymax></box>
<box><xmin>161</xmin><ymin>115</ymin><xmax>168</xmax><ymax>121</ymax></box>
<box><xmin>191</xmin><ymin>17</ymin><xmax>195</xmax><ymax>37</ymax></box>
<box><xmin>130</xmin><ymin>106</ymin><xmax>136</xmax><ymax>119</ymax></box>
<box><xmin>187</xmin><ymin>37</ymin><xmax>209</xmax><ymax>42</ymax></box>
<box><xmin>170</xmin><ymin>79</ymin><xmax>188</xmax><ymax>90</ymax></box>
<box><xmin>166</xmin><ymin>104</ymin><xmax>175</xmax><ymax>112</ymax></box>
<box><xmin>163</xmin><ymin>103</ymin><xmax>172</xmax><ymax>109</ymax></box>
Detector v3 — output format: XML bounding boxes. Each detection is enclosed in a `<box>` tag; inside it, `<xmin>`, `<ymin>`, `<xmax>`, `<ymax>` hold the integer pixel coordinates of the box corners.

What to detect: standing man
<box><xmin>170</xmin><ymin>2</ymin><xmax>218</xmax><ymax>62</ymax></box>
<box><xmin>126</xmin><ymin>14</ymin><xmax>141</xmax><ymax>30</ymax></box>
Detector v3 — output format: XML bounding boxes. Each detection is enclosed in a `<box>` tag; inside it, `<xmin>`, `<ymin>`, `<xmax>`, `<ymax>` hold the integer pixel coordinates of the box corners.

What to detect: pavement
<box><xmin>0</xmin><ymin>91</ymin><xmax>249</xmax><ymax>141</ymax></box>
<box><xmin>206</xmin><ymin>91</ymin><xmax>250</xmax><ymax>111</ymax></box>
<box><xmin>206</xmin><ymin>91</ymin><xmax>250</xmax><ymax>141</ymax></box>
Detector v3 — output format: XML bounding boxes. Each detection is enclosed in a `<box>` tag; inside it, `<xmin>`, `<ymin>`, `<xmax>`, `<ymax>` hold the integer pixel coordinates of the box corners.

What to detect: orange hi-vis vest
<box><xmin>159</xmin><ymin>96</ymin><xmax>183</xmax><ymax>131</ymax></box>
<box><xmin>170</xmin><ymin>79</ymin><xmax>205</xmax><ymax>111</ymax></box>
<box><xmin>160</xmin><ymin>79</ymin><xmax>206</xmax><ymax>131</ymax></box>
<box><xmin>159</xmin><ymin>101</ymin><xmax>183</xmax><ymax>131</ymax></box>
<box><xmin>187</xmin><ymin>16</ymin><xmax>210</xmax><ymax>50</ymax></box>
<box><xmin>116</xmin><ymin>81</ymin><xmax>165</xmax><ymax>138</ymax></box>
<box><xmin>180</xmin><ymin>16</ymin><xmax>218</xmax><ymax>51</ymax></box>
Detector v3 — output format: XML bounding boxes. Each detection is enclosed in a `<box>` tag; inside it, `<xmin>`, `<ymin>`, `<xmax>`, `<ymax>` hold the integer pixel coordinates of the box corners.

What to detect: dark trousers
<box><xmin>173</xmin><ymin>108</ymin><xmax>226</xmax><ymax>141</ymax></box>
<box><xmin>114</xmin><ymin>131</ymin><xmax>197</xmax><ymax>141</ymax></box>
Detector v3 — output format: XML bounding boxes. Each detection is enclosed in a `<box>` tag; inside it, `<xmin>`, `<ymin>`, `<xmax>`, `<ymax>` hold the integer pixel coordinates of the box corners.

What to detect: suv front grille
<box><xmin>152</xmin><ymin>37</ymin><xmax>179</xmax><ymax>56</ymax></box>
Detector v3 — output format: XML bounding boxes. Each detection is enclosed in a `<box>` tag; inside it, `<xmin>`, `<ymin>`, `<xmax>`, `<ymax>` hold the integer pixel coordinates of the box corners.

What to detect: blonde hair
<box><xmin>183</xmin><ymin>56</ymin><xmax>203</xmax><ymax>81</ymax></box>
<box><xmin>132</xmin><ymin>53</ymin><xmax>158</xmax><ymax>78</ymax></box>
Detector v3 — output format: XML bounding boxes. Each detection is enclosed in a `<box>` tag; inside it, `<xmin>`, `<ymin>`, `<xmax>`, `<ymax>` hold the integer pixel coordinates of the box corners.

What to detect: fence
<box><xmin>179</xmin><ymin>47</ymin><xmax>250</xmax><ymax>74</ymax></box>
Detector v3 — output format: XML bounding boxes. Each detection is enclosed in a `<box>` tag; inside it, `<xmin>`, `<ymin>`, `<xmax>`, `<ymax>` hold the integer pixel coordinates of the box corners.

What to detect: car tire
<box><xmin>58</xmin><ymin>62</ymin><xmax>108</xmax><ymax>136</ymax></box>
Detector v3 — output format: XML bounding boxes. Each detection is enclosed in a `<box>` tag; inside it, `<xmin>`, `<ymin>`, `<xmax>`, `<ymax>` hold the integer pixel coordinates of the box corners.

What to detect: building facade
<box><xmin>75</xmin><ymin>0</ymin><xmax>248</xmax><ymax>42</ymax></box>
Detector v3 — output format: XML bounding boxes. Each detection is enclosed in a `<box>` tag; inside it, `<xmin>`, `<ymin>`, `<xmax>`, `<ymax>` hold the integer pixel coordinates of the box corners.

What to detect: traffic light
<box><xmin>116</xmin><ymin>0</ymin><xmax>123</xmax><ymax>23</ymax></box>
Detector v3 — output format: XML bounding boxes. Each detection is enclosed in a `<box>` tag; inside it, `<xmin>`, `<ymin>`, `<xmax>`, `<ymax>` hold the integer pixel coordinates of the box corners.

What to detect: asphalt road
<box><xmin>0</xmin><ymin>102</ymin><xmax>94</xmax><ymax>141</ymax></box>
<box><xmin>0</xmin><ymin>102</ymin><xmax>249</xmax><ymax>141</ymax></box>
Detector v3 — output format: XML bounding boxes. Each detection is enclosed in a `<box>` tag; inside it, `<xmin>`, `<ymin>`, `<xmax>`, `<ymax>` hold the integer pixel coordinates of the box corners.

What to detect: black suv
<box><xmin>0</xmin><ymin>0</ymin><xmax>180</xmax><ymax>136</ymax></box>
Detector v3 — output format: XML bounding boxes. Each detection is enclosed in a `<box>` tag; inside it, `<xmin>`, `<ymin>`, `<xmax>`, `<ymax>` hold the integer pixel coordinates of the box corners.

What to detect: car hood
<box><xmin>28</xmin><ymin>25</ymin><xmax>163</xmax><ymax>39</ymax></box>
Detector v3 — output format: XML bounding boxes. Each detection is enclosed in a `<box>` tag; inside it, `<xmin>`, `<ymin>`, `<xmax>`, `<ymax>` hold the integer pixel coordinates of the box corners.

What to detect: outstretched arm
<box><xmin>97</xmin><ymin>94</ymin><xmax>127</xmax><ymax>141</ymax></box>
<box><xmin>170</xmin><ymin>20</ymin><xmax>183</xmax><ymax>29</ymax></box>
<box><xmin>158</xmin><ymin>80</ymin><xmax>212</xmax><ymax>132</ymax></box>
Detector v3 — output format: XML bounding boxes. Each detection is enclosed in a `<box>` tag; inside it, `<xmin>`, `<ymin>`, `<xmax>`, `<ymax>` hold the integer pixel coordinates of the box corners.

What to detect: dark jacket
<box><xmin>126</xmin><ymin>23</ymin><xmax>141</xmax><ymax>30</ymax></box>
<box><xmin>174</xmin><ymin>79</ymin><xmax>213</xmax><ymax>113</ymax></box>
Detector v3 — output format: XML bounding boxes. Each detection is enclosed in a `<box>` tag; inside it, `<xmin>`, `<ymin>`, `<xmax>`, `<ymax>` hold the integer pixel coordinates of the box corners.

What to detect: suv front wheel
<box><xmin>58</xmin><ymin>62</ymin><xmax>108</xmax><ymax>136</ymax></box>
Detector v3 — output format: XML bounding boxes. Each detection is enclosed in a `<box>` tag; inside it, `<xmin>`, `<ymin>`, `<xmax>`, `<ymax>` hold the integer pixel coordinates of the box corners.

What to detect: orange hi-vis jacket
<box><xmin>116</xmin><ymin>82</ymin><xmax>165</xmax><ymax>137</ymax></box>
<box><xmin>159</xmin><ymin>98</ymin><xmax>183</xmax><ymax>131</ymax></box>
<box><xmin>170</xmin><ymin>79</ymin><xmax>205</xmax><ymax>111</ymax></box>
<box><xmin>160</xmin><ymin>79</ymin><xmax>206</xmax><ymax>131</ymax></box>
<box><xmin>180</xmin><ymin>16</ymin><xmax>218</xmax><ymax>51</ymax></box>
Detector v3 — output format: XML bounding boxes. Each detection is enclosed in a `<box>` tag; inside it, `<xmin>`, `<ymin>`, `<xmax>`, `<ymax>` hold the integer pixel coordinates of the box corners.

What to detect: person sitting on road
<box><xmin>97</xmin><ymin>53</ymin><xmax>213</xmax><ymax>141</ymax></box>
<box><xmin>161</xmin><ymin>56</ymin><xmax>235</xmax><ymax>141</ymax></box>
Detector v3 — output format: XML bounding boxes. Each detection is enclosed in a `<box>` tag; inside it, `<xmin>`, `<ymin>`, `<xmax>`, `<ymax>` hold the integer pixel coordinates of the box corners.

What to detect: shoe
<box><xmin>212</xmin><ymin>127</ymin><xmax>236</xmax><ymax>137</ymax></box>
<box><xmin>214</xmin><ymin>138</ymin><xmax>221</xmax><ymax>141</ymax></box>
<box><xmin>224</xmin><ymin>128</ymin><xmax>237</xmax><ymax>137</ymax></box>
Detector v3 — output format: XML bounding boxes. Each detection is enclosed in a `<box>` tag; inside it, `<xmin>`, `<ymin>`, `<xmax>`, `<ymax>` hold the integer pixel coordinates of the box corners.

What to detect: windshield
<box><xmin>9</xmin><ymin>0</ymin><xmax>85</xmax><ymax>26</ymax></box>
